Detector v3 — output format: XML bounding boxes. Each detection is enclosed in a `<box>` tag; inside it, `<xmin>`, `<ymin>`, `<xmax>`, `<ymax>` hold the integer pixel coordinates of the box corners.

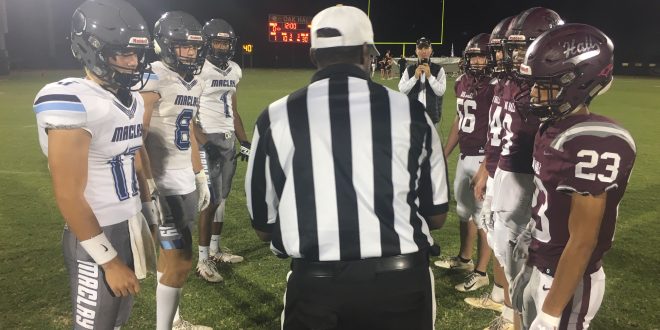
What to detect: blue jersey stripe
<box><xmin>34</xmin><ymin>94</ymin><xmax>81</xmax><ymax>105</ymax></box>
<box><xmin>33</xmin><ymin>102</ymin><xmax>86</xmax><ymax>114</ymax></box>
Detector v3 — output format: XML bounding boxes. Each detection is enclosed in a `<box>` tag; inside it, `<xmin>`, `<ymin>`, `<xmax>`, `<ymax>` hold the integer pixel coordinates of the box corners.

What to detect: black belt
<box><xmin>536</xmin><ymin>260</ymin><xmax>602</xmax><ymax>278</ymax></box>
<box><xmin>291</xmin><ymin>250</ymin><xmax>429</xmax><ymax>278</ymax></box>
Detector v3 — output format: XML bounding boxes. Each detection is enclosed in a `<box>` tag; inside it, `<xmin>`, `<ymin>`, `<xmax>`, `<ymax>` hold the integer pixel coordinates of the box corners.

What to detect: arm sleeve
<box><xmin>245</xmin><ymin>109</ymin><xmax>279</xmax><ymax>233</ymax></box>
<box><xmin>428</xmin><ymin>67</ymin><xmax>447</xmax><ymax>97</ymax></box>
<box><xmin>417</xmin><ymin>102</ymin><xmax>450</xmax><ymax>216</ymax></box>
<box><xmin>556</xmin><ymin>134</ymin><xmax>636</xmax><ymax>196</ymax></box>
<box><xmin>398</xmin><ymin>66</ymin><xmax>418</xmax><ymax>94</ymax></box>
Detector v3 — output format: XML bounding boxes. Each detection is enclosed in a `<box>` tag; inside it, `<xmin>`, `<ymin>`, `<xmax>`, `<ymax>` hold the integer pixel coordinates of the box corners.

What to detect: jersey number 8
<box><xmin>175</xmin><ymin>109</ymin><xmax>194</xmax><ymax>150</ymax></box>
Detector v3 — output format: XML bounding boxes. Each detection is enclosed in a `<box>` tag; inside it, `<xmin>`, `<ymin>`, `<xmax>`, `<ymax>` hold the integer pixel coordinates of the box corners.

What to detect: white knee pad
<box><xmin>213</xmin><ymin>199</ymin><xmax>226</xmax><ymax>223</ymax></box>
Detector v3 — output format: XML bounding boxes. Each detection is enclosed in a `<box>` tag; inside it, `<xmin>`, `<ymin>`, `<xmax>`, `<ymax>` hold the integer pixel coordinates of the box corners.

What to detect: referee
<box><xmin>245</xmin><ymin>5</ymin><xmax>450</xmax><ymax>330</ymax></box>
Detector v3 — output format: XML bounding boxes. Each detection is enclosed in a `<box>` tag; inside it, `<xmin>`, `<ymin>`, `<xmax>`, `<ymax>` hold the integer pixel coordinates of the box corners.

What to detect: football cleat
<box><xmin>211</xmin><ymin>248</ymin><xmax>244</xmax><ymax>264</ymax></box>
<box><xmin>455</xmin><ymin>272</ymin><xmax>489</xmax><ymax>292</ymax></box>
<box><xmin>434</xmin><ymin>256</ymin><xmax>475</xmax><ymax>272</ymax></box>
<box><xmin>172</xmin><ymin>318</ymin><xmax>213</xmax><ymax>330</ymax></box>
<box><xmin>483</xmin><ymin>315</ymin><xmax>514</xmax><ymax>330</ymax></box>
<box><xmin>196</xmin><ymin>259</ymin><xmax>223</xmax><ymax>283</ymax></box>
<box><xmin>464</xmin><ymin>292</ymin><xmax>504</xmax><ymax>312</ymax></box>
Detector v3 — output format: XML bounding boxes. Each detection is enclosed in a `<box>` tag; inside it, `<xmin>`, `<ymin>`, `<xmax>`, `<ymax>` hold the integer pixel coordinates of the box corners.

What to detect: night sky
<box><xmin>4</xmin><ymin>0</ymin><xmax>659</xmax><ymax>70</ymax></box>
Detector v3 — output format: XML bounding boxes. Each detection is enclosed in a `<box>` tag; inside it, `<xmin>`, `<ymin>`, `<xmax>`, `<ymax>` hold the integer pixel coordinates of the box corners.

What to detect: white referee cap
<box><xmin>311</xmin><ymin>5</ymin><xmax>380</xmax><ymax>56</ymax></box>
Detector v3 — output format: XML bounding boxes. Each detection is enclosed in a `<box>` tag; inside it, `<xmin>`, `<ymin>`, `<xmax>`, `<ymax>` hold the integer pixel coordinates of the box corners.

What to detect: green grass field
<box><xmin>1</xmin><ymin>69</ymin><xmax>658</xmax><ymax>329</ymax></box>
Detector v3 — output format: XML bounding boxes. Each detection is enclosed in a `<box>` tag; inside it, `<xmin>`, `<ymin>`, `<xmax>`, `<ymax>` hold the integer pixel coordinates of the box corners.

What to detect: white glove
<box><xmin>145</xmin><ymin>179</ymin><xmax>163</xmax><ymax>225</ymax></box>
<box><xmin>141</xmin><ymin>201</ymin><xmax>160</xmax><ymax>226</ymax></box>
<box><xmin>513</xmin><ymin>219</ymin><xmax>536</xmax><ymax>260</ymax></box>
<box><xmin>529</xmin><ymin>311</ymin><xmax>560</xmax><ymax>330</ymax></box>
<box><xmin>195</xmin><ymin>171</ymin><xmax>211</xmax><ymax>211</ymax></box>
<box><xmin>479</xmin><ymin>196</ymin><xmax>494</xmax><ymax>233</ymax></box>
<box><xmin>510</xmin><ymin>264</ymin><xmax>533</xmax><ymax>313</ymax></box>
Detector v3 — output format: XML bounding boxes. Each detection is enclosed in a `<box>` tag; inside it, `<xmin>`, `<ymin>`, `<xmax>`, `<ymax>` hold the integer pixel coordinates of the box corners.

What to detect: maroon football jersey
<box><xmin>484</xmin><ymin>78</ymin><xmax>506</xmax><ymax>177</ymax></box>
<box><xmin>454</xmin><ymin>74</ymin><xmax>495</xmax><ymax>156</ymax></box>
<box><xmin>528</xmin><ymin>113</ymin><xmax>636</xmax><ymax>274</ymax></box>
<box><xmin>496</xmin><ymin>79</ymin><xmax>539</xmax><ymax>174</ymax></box>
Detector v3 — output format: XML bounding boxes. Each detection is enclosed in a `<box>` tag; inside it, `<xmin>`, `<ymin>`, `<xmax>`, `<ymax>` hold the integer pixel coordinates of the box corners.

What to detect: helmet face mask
<box><xmin>171</xmin><ymin>41</ymin><xmax>206</xmax><ymax>65</ymax></box>
<box><xmin>203</xmin><ymin>19</ymin><xmax>237</xmax><ymax>68</ymax></box>
<box><xmin>154</xmin><ymin>11</ymin><xmax>207</xmax><ymax>76</ymax></box>
<box><xmin>503</xmin><ymin>7</ymin><xmax>563</xmax><ymax>74</ymax></box>
<box><xmin>70</xmin><ymin>0</ymin><xmax>151</xmax><ymax>90</ymax></box>
<box><xmin>466</xmin><ymin>54</ymin><xmax>489</xmax><ymax>75</ymax></box>
<box><xmin>102</xmin><ymin>48</ymin><xmax>150</xmax><ymax>89</ymax></box>
<box><xmin>208</xmin><ymin>37</ymin><xmax>237</xmax><ymax>67</ymax></box>
<box><xmin>489</xmin><ymin>43</ymin><xmax>507</xmax><ymax>73</ymax></box>
<box><xmin>516</xmin><ymin>23</ymin><xmax>614</xmax><ymax>122</ymax></box>
<box><xmin>488</xmin><ymin>16</ymin><xmax>515</xmax><ymax>73</ymax></box>
<box><xmin>503</xmin><ymin>39</ymin><xmax>529</xmax><ymax>72</ymax></box>
<box><xmin>516</xmin><ymin>78</ymin><xmax>565</xmax><ymax>121</ymax></box>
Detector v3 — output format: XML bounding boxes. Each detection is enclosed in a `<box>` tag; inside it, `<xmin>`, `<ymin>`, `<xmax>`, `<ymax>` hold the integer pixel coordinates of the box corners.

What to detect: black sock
<box><xmin>474</xmin><ymin>270</ymin><xmax>487</xmax><ymax>276</ymax></box>
<box><xmin>458</xmin><ymin>256</ymin><xmax>471</xmax><ymax>263</ymax></box>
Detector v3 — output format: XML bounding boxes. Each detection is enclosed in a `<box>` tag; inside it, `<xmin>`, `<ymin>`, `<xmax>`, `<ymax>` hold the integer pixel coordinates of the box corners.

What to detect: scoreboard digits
<box><xmin>268</xmin><ymin>14</ymin><xmax>311</xmax><ymax>44</ymax></box>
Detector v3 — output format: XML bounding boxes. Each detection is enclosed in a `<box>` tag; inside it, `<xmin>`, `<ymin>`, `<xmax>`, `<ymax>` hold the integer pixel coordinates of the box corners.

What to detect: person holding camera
<box><xmin>398</xmin><ymin>37</ymin><xmax>446</xmax><ymax>125</ymax></box>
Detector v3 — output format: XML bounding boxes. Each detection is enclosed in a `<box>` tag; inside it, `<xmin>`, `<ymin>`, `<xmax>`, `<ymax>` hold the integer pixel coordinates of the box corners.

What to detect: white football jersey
<box><xmin>34</xmin><ymin>78</ymin><xmax>144</xmax><ymax>227</ymax></box>
<box><xmin>197</xmin><ymin>60</ymin><xmax>242</xmax><ymax>134</ymax></box>
<box><xmin>142</xmin><ymin>61</ymin><xmax>203</xmax><ymax>195</ymax></box>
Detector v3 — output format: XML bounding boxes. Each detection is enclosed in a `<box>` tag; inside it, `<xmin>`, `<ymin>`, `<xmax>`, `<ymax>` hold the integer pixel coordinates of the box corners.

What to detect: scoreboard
<box><xmin>268</xmin><ymin>14</ymin><xmax>311</xmax><ymax>44</ymax></box>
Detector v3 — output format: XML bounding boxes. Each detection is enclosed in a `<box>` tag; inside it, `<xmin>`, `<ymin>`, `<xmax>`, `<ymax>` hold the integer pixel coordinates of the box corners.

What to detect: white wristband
<box><xmin>80</xmin><ymin>232</ymin><xmax>118</xmax><ymax>265</ymax></box>
<box><xmin>141</xmin><ymin>201</ymin><xmax>158</xmax><ymax>226</ymax></box>
<box><xmin>539</xmin><ymin>311</ymin><xmax>561</xmax><ymax>327</ymax></box>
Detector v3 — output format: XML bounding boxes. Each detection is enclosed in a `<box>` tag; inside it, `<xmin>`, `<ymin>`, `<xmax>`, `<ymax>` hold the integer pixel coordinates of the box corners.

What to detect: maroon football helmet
<box><xmin>517</xmin><ymin>23</ymin><xmax>614</xmax><ymax>120</ymax></box>
<box><xmin>503</xmin><ymin>7</ymin><xmax>563</xmax><ymax>71</ymax></box>
<box><xmin>488</xmin><ymin>16</ymin><xmax>515</xmax><ymax>73</ymax></box>
<box><xmin>463</xmin><ymin>33</ymin><xmax>492</xmax><ymax>76</ymax></box>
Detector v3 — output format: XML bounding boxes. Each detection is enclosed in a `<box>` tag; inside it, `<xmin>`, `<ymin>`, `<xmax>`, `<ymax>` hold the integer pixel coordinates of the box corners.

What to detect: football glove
<box><xmin>479</xmin><ymin>196</ymin><xmax>494</xmax><ymax>233</ymax></box>
<box><xmin>141</xmin><ymin>201</ymin><xmax>160</xmax><ymax>226</ymax></box>
<box><xmin>510</xmin><ymin>264</ymin><xmax>533</xmax><ymax>313</ymax></box>
<box><xmin>195</xmin><ymin>171</ymin><xmax>211</xmax><ymax>211</ymax></box>
<box><xmin>145</xmin><ymin>179</ymin><xmax>163</xmax><ymax>225</ymax></box>
<box><xmin>529</xmin><ymin>311</ymin><xmax>560</xmax><ymax>330</ymax></box>
<box><xmin>513</xmin><ymin>219</ymin><xmax>535</xmax><ymax>261</ymax></box>
<box><xmin>236</xmin><ymin>141</ymin><xmax>251</xmax><ymax>161</ymax></box>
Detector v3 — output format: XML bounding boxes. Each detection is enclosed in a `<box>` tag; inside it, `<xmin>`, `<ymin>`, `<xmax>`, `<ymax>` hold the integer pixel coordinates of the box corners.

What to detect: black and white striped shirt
<box><xmin>245</xmin><ymin>64</ymin><xmax>449</xmax><ymax>261</ymax></box>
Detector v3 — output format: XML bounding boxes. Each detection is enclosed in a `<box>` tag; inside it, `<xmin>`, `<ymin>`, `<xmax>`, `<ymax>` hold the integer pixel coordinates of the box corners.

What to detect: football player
<box><xmin>193</xmin><ymin>18</ymin><xmax>249</xmax><ymax>283</ymax></box>
<box><xmin>34</xmin><ymin>0</ymin><xmax>150</xmax><ymax>328</ymax></box>
<box><xmin>515</xmin><ymin>23</ymin><xmax>635</xmax><ymax>330</ymax></box>
<box><xmin>466</xmin><ymin>16</ymin><xmax>516</xmax><ymax>329</ymax></box>
<box><xmin>140</xmin><ymin>11</ymin><xmax>212</xmax><ymax>330</ymax></box>
<box><xmin>438</xmin><ymin>33</ymin><xmax>495</xmax><ymax>294</ymax></box>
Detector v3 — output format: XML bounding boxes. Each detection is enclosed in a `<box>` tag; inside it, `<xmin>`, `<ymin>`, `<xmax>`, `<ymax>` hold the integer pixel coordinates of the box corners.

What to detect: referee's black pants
<box><xmin>282</xmin><ymin>251</ymin><xmax>435</xmax><ymax>330</ymax></box>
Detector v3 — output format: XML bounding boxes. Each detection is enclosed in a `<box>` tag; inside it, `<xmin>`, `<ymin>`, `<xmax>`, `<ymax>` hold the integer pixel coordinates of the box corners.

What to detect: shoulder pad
<box><xmin>551</xmin><ymin>121</ymin><xmax>636</xmax><ymax>153</ymax></box>
<box><xmin>34</xmin><ymin>81</ymin><xmax>88</xmax><ymax>129</ymax></box>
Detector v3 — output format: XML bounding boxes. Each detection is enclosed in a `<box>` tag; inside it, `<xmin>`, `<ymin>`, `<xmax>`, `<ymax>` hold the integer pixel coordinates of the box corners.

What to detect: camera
<box><xmin>420</xmin><ymin>58</ymin><xmax>429</xmax><ymax>65</ymax></box>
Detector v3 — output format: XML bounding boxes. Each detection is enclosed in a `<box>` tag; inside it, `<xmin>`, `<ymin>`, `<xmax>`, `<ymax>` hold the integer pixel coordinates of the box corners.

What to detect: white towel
<box><xmin>128</xmin><ymin>213</ymin><xmax>157</xmax><ymax>279</ymax></box>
